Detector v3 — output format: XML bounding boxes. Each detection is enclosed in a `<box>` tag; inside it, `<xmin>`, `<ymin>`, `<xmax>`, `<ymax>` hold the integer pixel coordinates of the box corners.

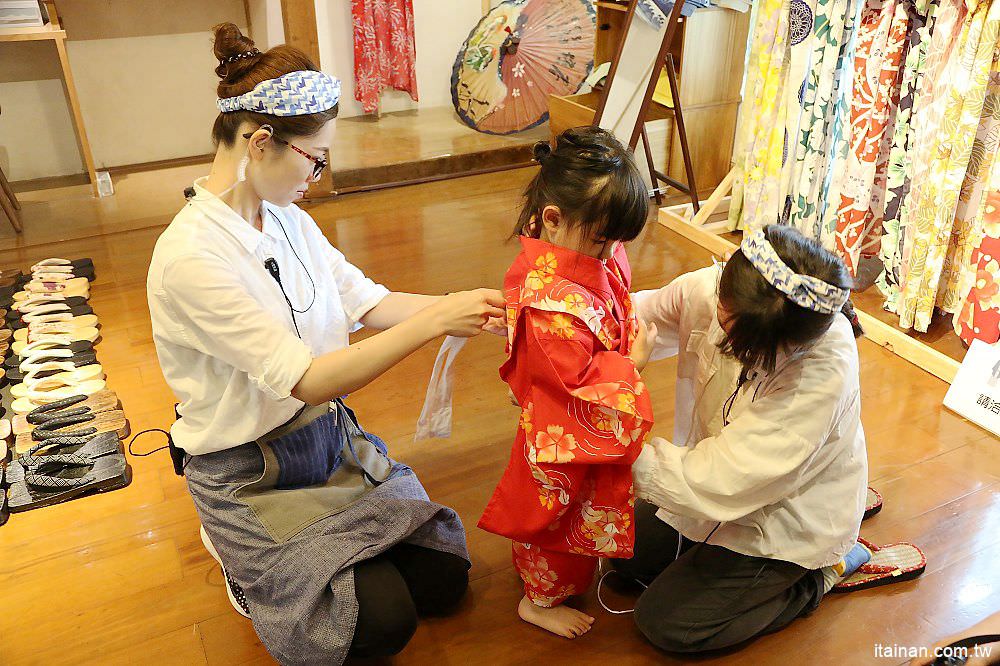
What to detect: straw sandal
<box><xmin>17</xmin><ymin>390</ymin><xmax>120</xmax><ymax>419</ymax></box>
<box><xmin>11</xmin><ymin>294</ymin><xmax>90</xmax><ymax>314</ymax></box>
<box><xmin>831</xmin><ymin>537</ymin><xmax>926</xmax><ymax>592</ymax></box>
<box><xmin>15</xmin><ymin>410</ymin><xmax>128</xmax><ymax>455</ymax></box>
<box><xmin>12</xmin><ymin>376</ymin><xmax>108</xmax><ymax>414</ymax></box>
<box><xmin>31</xmin><ymin>257</ymin><xmax>94</xmax><ymax>280</ymax></box>
<box><xmin>11</xmin><ymin>328</ymin><xmax>100</xmax><ymax>355</ymax></box>
<box><xmin>10</xmin><ymin>363</ymin><xmax>105</xmax><ymax>399</ymax></box>
<box><xmin>7</xmin><ymin>453</ymin><xmax>131</xmax><ymax>513</ymax></box>
<box><xmin>13</xmin><ymin>317</ymin><xmax>100</xmax><ymax>341</ymax></box>
<box><xmin>13</xmin><ymin>283</ymin><xmax>90</xmax><ymax>301</ymax></box>
<box><xmin>5</xmin><ymin>431</ymin><xmax>123</xmax><ymax>486</ymax></box>
<box><xmin>6</xmin><ymin>349</ymin><xmax>98</xmax><ymax>371</ymax></box>
<box><xmin>863</xmin><ymin>486</ymin><xmax>883</xmax><ymax>520</ymax></box>
<box><xmin>13</xmin><ymin>408</ymin><xmax>127</xmax><ymax>452</ymax></box>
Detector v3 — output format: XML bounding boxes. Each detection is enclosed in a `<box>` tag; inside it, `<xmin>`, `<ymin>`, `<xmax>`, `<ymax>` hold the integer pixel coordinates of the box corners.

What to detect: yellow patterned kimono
<box><xmin>730</xmin><ymin>0</ymin><xmax>791</xmax><ymax>232</ymax></box>
<box><xmin>897</xmin><ymin>1</ymin><xmax>1000</xmax><ymax>331</ymax></box>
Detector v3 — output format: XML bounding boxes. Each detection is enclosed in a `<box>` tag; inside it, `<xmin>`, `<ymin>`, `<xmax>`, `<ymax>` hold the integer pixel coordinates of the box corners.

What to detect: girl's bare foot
<box><xmin>518</xmin><ymin>595</ymin><xmax>594</xmax><ymax>639</ymax></box>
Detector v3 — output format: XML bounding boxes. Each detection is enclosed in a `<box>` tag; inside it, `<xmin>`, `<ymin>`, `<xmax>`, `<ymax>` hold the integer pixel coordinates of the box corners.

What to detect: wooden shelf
<box><xmin>596</xmin><ymin>1</ymin><xmax>629</xmax><ymax>12</ymax></box>
<box><xmin>1</xmin><ymin>2</ymin><xmax>98</xmax><ymax>197</ymax></box>
<box><xmin>0</xmin><ymin>23</ymin><xmax>66</xmax><ymax>42</ymax></box>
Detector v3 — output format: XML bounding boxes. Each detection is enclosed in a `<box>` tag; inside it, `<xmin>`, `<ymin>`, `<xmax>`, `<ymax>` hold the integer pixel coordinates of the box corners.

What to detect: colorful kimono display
<box><xmin>730</xmin><ymin>0</ymin><xmax>1000</xmax><ymax>343</ymax></box>
<box><xmin>478</xmin><ymin>238</ymin><xmax>653</xmax><ymax>607</ymax></box>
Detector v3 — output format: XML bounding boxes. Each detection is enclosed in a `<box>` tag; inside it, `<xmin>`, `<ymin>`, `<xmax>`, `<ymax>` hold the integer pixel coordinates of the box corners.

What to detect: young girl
<box><xmin>479</xmin><ymin>127</ymin><xmax>656</xmax><ymax>638</ymax></box>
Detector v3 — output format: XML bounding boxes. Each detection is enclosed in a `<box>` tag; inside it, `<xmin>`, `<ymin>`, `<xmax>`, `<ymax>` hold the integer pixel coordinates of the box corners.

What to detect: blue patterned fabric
<box><xmin>217</xmin><ymin>70</ymin><xmax>341</xmax><ymax>116</ymax></box>
<box><xmin>741</xmin><ymin>230</ymin><xmax>850</xmax><ymax>314</ymax></box>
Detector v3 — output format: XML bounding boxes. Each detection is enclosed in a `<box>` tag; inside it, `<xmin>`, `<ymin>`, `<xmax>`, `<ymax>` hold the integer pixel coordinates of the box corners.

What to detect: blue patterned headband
<box><xmin>217</xmin><ymin>70</ymin><xmax>341</xmax><ymax>116</ymax></box>
<box><xmin>740</xmin><ymin>230</ymin><xmax>850</xmax><ymax>314</ymax></box>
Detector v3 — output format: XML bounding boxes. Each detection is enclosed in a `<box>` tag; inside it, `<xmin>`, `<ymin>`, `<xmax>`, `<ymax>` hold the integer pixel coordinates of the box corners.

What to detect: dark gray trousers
<box><xmin>611</xmin><ymin>501</ymin><xmax>825</xmax><ymax>653</ymax></box>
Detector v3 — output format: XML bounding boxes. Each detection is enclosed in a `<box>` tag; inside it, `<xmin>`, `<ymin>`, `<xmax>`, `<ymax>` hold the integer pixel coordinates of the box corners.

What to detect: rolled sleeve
<box><xmin>159</xmin><ymin>255</ymin><xmax>313</xmax><ymax>399</ymax></box>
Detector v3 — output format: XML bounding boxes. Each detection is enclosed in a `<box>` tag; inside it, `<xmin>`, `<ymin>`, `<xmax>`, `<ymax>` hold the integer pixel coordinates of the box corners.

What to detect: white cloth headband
<box><xmin>217</xmin><ymin>70</ymin><xmax>341</xmax><ymax>116</ymax></box>
<box><xmin>740</xmin><ymin>230</ymin><xmax>850</xmax><ymax>314</ymax></box>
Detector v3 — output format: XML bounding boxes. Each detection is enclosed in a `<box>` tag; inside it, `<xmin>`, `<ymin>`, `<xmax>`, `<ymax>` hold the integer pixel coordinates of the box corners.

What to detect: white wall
<box><xmin>246</xmin><ymin>0</ymin><xmax>285</xmax><ymax>49</ymax></box>
<box><xmin>315</xmin><ymin>0</ymin><xmax>483</xmax><ymax>118</ymax></box>
<box><xmin>0</xmin><ymin>0</ymin><xmax>486</xmax><ymax>181</ymax></box>
<box><xmin>0</xmin><ymin>0</ymin><xmax>247</xmax><ymax>182</ymax></box>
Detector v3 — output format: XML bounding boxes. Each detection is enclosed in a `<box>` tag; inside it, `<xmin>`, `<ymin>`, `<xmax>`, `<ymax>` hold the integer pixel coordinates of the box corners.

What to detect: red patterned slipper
<box><xmin>863</xmin><ymin>486</ymin><xmax>883</xmax><ymax>520</ymax></box>
<box><xmin>832</xmin><ymin>537</ymin><xmax>926</xmax><ymax>592</ymax></box>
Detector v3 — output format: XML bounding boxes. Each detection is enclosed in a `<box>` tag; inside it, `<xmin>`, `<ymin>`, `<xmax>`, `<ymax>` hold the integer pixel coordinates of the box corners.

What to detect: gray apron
<box><xmin>183</xmin><ymin>400</ymin><xmax>469</xmax><ymax>666</ymax></box>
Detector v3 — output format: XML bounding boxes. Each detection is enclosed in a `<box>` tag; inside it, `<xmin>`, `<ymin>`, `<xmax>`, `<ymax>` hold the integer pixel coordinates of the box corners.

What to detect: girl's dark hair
<box><xmin>211</xmin><ymin>23</ymin><xmax>338</xmax><ymax>146</ymax></box>
<box><xmin>514</xmin><ymin>126</ymin><xmax>649</xmax><ymax>242</ymax></box>
<box><xmin>718</xmin><ymin>224</ymin><xmax>864</xmax><ymax>373</ymax></box>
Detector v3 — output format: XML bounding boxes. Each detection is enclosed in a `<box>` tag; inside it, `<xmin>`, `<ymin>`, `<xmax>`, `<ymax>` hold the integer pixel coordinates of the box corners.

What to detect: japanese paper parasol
<box><xmin>451</xmin><ymin>0</ymin><xmax>595</xmax><ymax>135</ymax></box>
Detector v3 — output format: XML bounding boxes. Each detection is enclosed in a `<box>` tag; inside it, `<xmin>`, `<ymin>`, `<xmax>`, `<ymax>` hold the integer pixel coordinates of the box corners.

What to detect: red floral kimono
<box><xmin>479</xmin><ymin>237</ymin><xmax>654</xmax><ymax>607</ymax></box>
<box><xmin>351</xmin><ymin>0</ymin><xmax>418</xmax><ymax>114</ymax></box>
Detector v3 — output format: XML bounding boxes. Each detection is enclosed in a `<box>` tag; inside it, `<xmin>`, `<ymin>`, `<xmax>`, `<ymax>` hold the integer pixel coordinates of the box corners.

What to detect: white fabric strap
<box><xmin>414</xmin><ymin>336</ymin><xmax>468</xmax><ymax>441</ymax></box>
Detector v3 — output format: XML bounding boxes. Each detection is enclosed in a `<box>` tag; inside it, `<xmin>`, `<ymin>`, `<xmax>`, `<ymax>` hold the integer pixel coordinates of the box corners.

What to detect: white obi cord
<box><xmin>414</xmin><ymin>336</ymin><xmax>468</xmax><ymax>441</ymax></box>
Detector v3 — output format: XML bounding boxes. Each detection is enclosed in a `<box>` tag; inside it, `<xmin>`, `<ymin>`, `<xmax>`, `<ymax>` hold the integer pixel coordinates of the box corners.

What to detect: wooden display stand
<box><xmin>0</xmin><ymin>0</ymin><xmax>99</xmax><ymax>199</ymax></box>
<box><xmin>548</xmin><ymin>1</ymin><xmax>750</xmax><ymax>194</ymax></box>
<box><xmin>658</xmin><ymin>169</ymin><xmax>963</xmax><ymax>384</ymax></box>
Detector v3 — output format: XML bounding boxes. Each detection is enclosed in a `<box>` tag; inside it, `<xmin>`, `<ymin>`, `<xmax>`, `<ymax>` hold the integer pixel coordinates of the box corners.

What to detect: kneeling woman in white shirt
<box><xmin>618</xmin><ymin>224</ymin><xmax>869</xmax><ymax>653</ymax></box>
<box><xmin>147</xmin><ymin>25</ymin><xmax>504</xmax><ymax>666</ymax></box>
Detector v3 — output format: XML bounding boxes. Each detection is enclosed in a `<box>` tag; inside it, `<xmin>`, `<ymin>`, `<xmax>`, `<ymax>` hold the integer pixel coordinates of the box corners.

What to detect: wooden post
<box><xmin>41</xmin><ymin>1</ymin><xmax>100</xmax><ymax>197</ymax></box>
<box><xmin>0</xmin><ymin>165</ymin><xmax>23</xmax><ymax>232</ymax></box>
<box><xmin>52</xmin><ymin>37</ymin><xmax>99</xmax><ymax>198</ymax></box>
<box><xmin>280</xmin><ymin>0</ymin><xmax>335</xmax><ymax>198</ymax></box>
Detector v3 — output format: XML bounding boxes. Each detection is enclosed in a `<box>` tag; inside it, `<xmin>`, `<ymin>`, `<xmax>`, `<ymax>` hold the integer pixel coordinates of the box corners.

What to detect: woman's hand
<box><xmin>483</xmin><ymin>314</ymin><xmax>508</xmax><ymax>337</ymax></box>
<box><xmin>423</xmin><ymin>289</ymin><xmax>506</xmax><ymax>338</ymax></box>
<box><xmin>507</xmin><ymin>387</ymin><xmax>520</xmax><ymax>407</ymax></box>
<box><xmin>629</xmin><ymin>319</ymin><xmax>658</xmax><ymax>373</ymax></box>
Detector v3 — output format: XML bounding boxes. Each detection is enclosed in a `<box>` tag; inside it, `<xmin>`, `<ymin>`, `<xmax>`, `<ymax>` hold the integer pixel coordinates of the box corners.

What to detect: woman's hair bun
<box><xmin>533</xmin><ymin>140</ymin><xmax>553</xmax><ymax>163</ymax></box>
<box><xmin>213</xmin><ymin>23</ymin><xmax>261</xmax><ymax>81</ymax></box>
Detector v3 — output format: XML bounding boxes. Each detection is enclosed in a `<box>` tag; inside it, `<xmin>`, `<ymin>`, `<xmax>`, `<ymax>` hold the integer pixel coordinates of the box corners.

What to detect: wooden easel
<box><xmin>593</xmin><ymin>0</ymin><xmax>699</xmax><ymax>209</ymax></box>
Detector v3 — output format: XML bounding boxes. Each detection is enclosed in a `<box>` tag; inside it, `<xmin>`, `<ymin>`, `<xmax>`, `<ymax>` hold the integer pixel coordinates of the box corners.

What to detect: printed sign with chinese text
<box><xmin>943</xmin><ymin>340</ymin><xmax>1000</xmax><ymax>437</ymax></box>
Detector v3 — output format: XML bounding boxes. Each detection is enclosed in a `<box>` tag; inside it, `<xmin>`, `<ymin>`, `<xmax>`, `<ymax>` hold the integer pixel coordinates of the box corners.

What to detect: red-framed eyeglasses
<box><xmin>243</xmin><ymin>131</ymin><xmax>329</xmax><ymax>180</ymax></box>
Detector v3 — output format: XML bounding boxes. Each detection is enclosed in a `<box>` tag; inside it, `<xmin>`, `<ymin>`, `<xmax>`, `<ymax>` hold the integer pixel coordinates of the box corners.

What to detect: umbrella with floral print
<box><xmin>451</xmin><ymin>0</ymin><xmax>595</xmax><ymax>135</ymax></box>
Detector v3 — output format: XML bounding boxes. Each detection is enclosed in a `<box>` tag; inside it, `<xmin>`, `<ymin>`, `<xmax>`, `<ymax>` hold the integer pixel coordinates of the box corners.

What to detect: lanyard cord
<box><xmin>268</xmin><ymin>209</ymin><xmax>316</xmax><ymax>315</ymax></box>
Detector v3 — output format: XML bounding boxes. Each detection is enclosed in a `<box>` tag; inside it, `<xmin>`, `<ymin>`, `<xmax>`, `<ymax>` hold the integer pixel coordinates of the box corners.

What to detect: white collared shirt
<box><xmin>147</xmin><ymin>180</ymin><xmax>389</xmax><ymax>455</ymax></box>
<box><xmin>631</xmin><ymin>266</ymin><xmax>868</xmax><ymax>569</ymax></box>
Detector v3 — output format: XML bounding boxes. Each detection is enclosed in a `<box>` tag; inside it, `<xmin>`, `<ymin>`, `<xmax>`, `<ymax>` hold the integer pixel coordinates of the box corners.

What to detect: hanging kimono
<box><xmin>878</xmin><ymin>0</ymin><xmax>936</xmax><ymax>309</ymax></box>
<box><xmin>955</xmin><ymin>190</ymin><xmax>1000</xmax><ymax>343</ymax></box>
<box><xmin>817</xmin><ymin>1</ymin><xmax>864</xmax><ymax>249</ymax></box>
<box><xmin>954</xmin><ymin>56</ymin><xmax>1000</xmax><ymax>344</ymax></box>
<box><xmin>730</xmin><ymin>0</ymin><xmax>791</xmax><ymax>232</ymax></box>
<box><xmin>788</xmin><ymin>0</ymin><xmax>861</xmax><ymax>242</ymax></box>
<box><xmin>896</xmin><ymin>2</ymin><xmax>998</xmax><ymax>331</ymax></box>
<box><xmin>882</xmin><ymin>0</ymin><xmax>963</xmax><ymax>310</ymax></box>
<box><xmin>351</xmin><ymin>0</ymin><xmax>419</xmax><ymax>114</ymax></box>
<box><xmin>778</xmin><ymin>0</ymin><xmax>820</xmax><ymax>224</ymax></box>
<box><xmin>833</xmin><ymin>0</ymin><xmax>912</xmax><ymax>276</ymax></box>
<box><xmin>479</xmin><ymin>237</ymin><xmax>653</xmax><ymax>607</ymax></box>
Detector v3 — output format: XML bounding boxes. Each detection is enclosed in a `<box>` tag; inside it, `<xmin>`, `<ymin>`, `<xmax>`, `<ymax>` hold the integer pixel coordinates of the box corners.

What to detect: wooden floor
<box><xmin>1</xmin><ymin>169</ymin><xmax>998</xmax><ymax>665</ymax></box>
